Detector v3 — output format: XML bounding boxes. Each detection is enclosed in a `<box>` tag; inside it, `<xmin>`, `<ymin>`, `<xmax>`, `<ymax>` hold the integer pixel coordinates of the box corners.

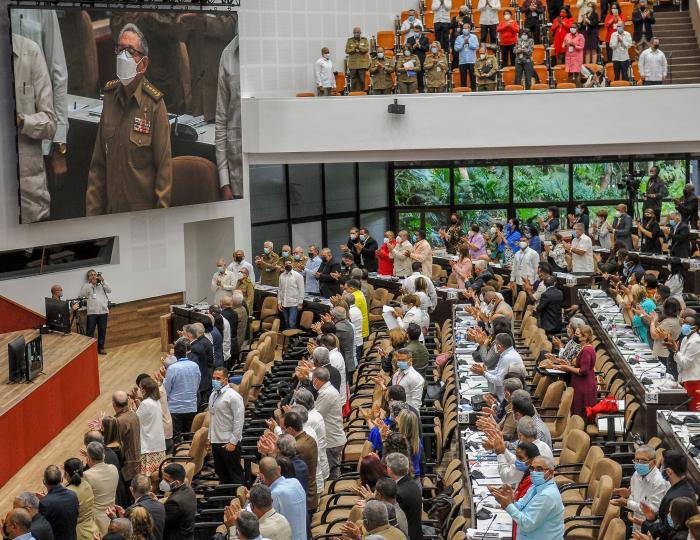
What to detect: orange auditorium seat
<box><xmin>453</xmin><ymin>86</ymin><xmax>472</xmax><ymax>92</ymax></box>
<box><xmin>504</xmin><ymin>84</ymin><xmax>524</xmax><ymax>91</ymax></box>
<box><xmin>295</xmin><ymin>92</ymin><xmax>315</xmax><ymax>97</ymax></box>
<box><xmin>501</xmin><ymin>66</ymin><xmax>516</xmax><ymax>86</ymax></box>
<box><xmin>610</xmin><ymin>80</ymin><xmax>631</xmax><ymax>86</ymax></box>
<box><xmin>531</xmin><ymin>83</ymin><xmax>550</xmax><ymax>89</ymax></box>
<box><xmin>556</xmin><ymin>82</ymin><xmax>576</xmax><ymax>88</ymax></box>
<box><xmin>533</xmin><ymin>44</ymin><xmax>546</xmax><ymax>65</ymax></box>
<box><xmin>377</xmin><ymin>30</ymin><xmax>396</xmax><ymax>51</ymax></box>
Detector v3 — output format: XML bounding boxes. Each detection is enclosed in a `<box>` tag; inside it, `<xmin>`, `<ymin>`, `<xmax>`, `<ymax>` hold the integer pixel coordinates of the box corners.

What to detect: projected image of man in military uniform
<box><xmin>85</xmin><ymin>23</ymin><xmax>172</xmax><ymax>216</ymax></box>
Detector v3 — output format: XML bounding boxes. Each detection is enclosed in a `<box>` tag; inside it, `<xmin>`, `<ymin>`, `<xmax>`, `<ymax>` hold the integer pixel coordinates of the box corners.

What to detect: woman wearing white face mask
<box><xmin>563</xmin><ymin>23</ymin><xmax>585</xmax><ymax>86</ymax></box>
<box><xmin>314</xmin><ymin>47</ymin><xmax>336</xmax><ymax>96</ymax></box>
<box><xmin>396</xmin><ymin>46</ymin><xmax>421</xmax><ymax>94</ymax></box>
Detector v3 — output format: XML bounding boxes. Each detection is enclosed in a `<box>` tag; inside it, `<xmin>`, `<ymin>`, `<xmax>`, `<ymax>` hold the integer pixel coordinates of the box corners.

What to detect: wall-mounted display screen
<box><xmin>9</xmin><ymin>4</ymin><xmax>241</xmax><ymax>224</ymax></box>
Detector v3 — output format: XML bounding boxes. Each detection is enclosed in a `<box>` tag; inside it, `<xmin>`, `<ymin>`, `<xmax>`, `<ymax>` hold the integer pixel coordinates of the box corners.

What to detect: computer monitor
<box><xmin>45</xmin><ymin>298</ymin><xmax>71</xmax><ymax>333</ymax></box>
<box><xmin>25</xmin><ymin>334</ymin><xmax>43</xmax><ymax>381</ymax></box>
<box><xmin>7</xmin><ymin>335</ymin><xmax>26</xmax><ymax>383</ymax></box>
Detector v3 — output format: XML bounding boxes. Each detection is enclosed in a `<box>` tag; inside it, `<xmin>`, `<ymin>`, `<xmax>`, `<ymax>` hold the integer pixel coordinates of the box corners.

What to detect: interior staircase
<box><xmin>653</xmin><ymin>8</ymin><xmax>700</xmax><ymax>84</ymax></box>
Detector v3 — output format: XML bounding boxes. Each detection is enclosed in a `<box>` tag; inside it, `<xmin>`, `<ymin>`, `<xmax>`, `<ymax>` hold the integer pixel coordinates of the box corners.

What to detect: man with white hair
<box><xmin>403</xmin><ymin>261</ymin><xmax>437</xmax><ymax>310</ymax></box>
<box><xmin>212</xmin><ymin>258</ymin><xmax>237</xmax><ymax>305</ymax></box>
<box><xmin>490</xmin><ymin>455</ymin><xmax>564</xmax><ymax>539</ymax></box>
<box><xmin>12</xmin><ymin>492</ymin><xmax>53</xmax><ymax>540</ymax></box>
<box><xmin>255</xmin><ymin>241</ymin><xmax>280</xmax><ymax>286</ymax></box>
<box><xmin>469</xmin><ymin>259</ymin><xmax>494</xmax><ymax>293</ymax></box>
<box><xmin>611</xmin><ymin>444</ymin><xmax>668</xmax><ymax>528</ymax></box>
<box><xmin>565</xmin><ymin>223</ymin><xmax>594</xmax><ymax>274</ymax></box>
<box><xmin>343</xmin><ymin>499</ymin><xmax>406</xmax><ymax>540</ymax></box>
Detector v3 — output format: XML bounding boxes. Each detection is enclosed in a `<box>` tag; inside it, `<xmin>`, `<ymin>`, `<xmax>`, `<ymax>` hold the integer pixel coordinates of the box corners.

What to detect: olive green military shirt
<box><xmin>86</xmin><ymin>77</ymin><xmax>172</xmax><ymax>216</ymax></box>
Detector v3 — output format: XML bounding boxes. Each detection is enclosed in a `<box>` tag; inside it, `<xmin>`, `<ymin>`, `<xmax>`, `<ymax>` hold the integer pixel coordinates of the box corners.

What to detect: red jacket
<box><xmin>551</xmin><ymin>16</ymin><xmax>573</xmax><ymax>55</ymax></box>
<box><xmin>513</xmin><ymin>473</ymin><xmax>533</xmax><ymax>539</ymax></box>
<box><xmin>497</xmin><ymin>20</ymin><xmax>521</xmax><ymax>46</ymax></box>
<box><xmin>376</xmin><ymin>240</ymin><xmax>396</xmax><ymax>276</ymax></box>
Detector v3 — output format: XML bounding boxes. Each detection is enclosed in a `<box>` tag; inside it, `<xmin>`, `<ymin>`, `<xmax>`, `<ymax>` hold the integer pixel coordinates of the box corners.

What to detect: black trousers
<box><xmin>211</xmin><ymin>443</ymin><xmax>244</xmax><ymax>484</ymax></box>
<box><xmin>459</xmin><ymin>63</ymin><xmax>476</xmax><ymax>90</ymax></box>
<box><xmin>86</xmin><ymin>313</ymin><xmax>108</xmax><ymax>350</ymax></box>
<box><xmin>524</xmin><ymin>18</ymin><xmax>541</xmax><ymax>43</ymax></box>
<box><xmin>171</xmin><ymin>412</ymin><xmax>197</xmax><ymax>437</ymax></box>
<box><xmin>501</xmin><ymin>45</ymin><xmax>516</xmax><ymax>67</ymax></box>
<box><xmin>435</xmin><ymin>22</ymin><xmax>451</xmax><ymax>52</ymax></box>
<box><xmin>481</xmin><ymin>24</ymin><xmax>497</xmax><ymax>44</ymax></box>
<box><xmin>515</xmin><ymin>60</ymin><xmax>534</xmax><ymax>88</ymax></box>
<box><xmin>349</xmin><ymin>69</ymin><xmax>366</xmax><ymax>92</ymax></box>
<box><xmin>613</xmin><ymin>59</ymin><xmax>630</xmax><ymax>81</ymax></box>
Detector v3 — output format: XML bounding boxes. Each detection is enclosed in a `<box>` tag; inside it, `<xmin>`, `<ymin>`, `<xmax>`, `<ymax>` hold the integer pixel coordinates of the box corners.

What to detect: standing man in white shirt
<box><xmin>207</xmin><ymin>367</ymin><xmax>245</xmax><ymax>485</ymax></box>
<box><xmin>312</xmin><ymin>367</ymin><xmax>347</xmax><ymax>479</ymax></box>
<box><xmin>611</xmin><ymin>445</ymin><xmax>669</xmax><ymax>529</ymax></box>
<box><xmin>314</xmin><ymin>47</ymin><xmax>336</xmax><ymax>96</ymax></box>
<box><xmin>80</xmin><ymin>269</ymin><xmax>112</xmax><ymax>354</ymax></box>
<box><xmin>277</xmin><ymin>261</ymin><xmax>305</xmax><ymax>329</ymax></box>
<box><xmin>477</xmin><ymin>0</ymin><xmax>501</xmax><ymax>45</ymax></box>
<box><xmin>389</xmin><ymin>349</ymin><xmax>425</xmax><ymax>410</ymax></box>
<box><xmin>228</xmin><ymin>249</ymin><xmax>256</xmax><ymax>283</ymax></box>
<box><xmin>343</xmin><ymin>292</ymin><xmax>364</xmax><ymax>363</ymax></box>
<box><xmin>400</xmin><ymin>9</ymin><xmax>424</xmax><ymax>41</ymax></box>
<box><xmin>565</xmin><ymin>223</ymin><xmax>594</xmax><ymax>273</ymax></box>
<box><xmin>509</xmin><ymin>237</ymin><xmax>540</xmax><ymax>295</ymax></box>
<box><xmin>432</xmin><ymin>0</ymin><xmax>453</xmax><ymax>52</ymax></box>
<box><xmin>212</xmin><ymin>259</ymin><xmax>237</xmax><ymax>305</ymax></box>
<box><xmin>409</xmin><ymin>230</ymin><xmax>434</xmax><ymax>278</ymax></box>
<box><xmin>471</xmin><ymin>333</ymin><xmax>526</xmax><ymax>401</ymax></box>
<box><xmin>403</xmin><ymin>261</ymin><xmax>438</xmax><ymax>310</ymax></box>
<box><xmin>610</xmin><ymin>23</ymin><xmax>633</xmax><ymax>81</ymax></box>
<box><xmin>639</xmin><ymin>38</ymin><xmax>667</xmax><ymax>85</ymax></box>
<box><xmin>304</xmin><ymin>245</ymin><xmax>323</xmax><ymax>295</ymax></box>
<box><xmin>317</xmin><ymin>334</ymin><xmax>347</xmax><ymax>408</ymax></box>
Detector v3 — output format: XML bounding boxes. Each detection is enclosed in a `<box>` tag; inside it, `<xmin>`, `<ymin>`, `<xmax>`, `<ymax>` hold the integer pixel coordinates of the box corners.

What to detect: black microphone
<box><xmin>477</xmin><ymin>513</ymin><xmax>498</xmax><ymax>540</ymax></box>
<box><xmin>669</xmin><ymin>396</ymin><xmax>693</xmax><ymax>414</ymax></box>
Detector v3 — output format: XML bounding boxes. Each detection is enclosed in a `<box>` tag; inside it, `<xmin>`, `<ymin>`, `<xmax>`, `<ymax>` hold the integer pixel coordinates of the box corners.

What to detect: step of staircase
<box><xmin>644</xmin><ymin>8</ymin><xmax>700</xmax><ymax>84</ymax></box>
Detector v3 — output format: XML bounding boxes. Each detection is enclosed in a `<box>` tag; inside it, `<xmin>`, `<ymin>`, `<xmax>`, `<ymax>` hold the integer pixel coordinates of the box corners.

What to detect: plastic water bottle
<box><xmin>611</xmin><ymin>321</ymin><xmax>617</xmax><ymax>340</ymax></box>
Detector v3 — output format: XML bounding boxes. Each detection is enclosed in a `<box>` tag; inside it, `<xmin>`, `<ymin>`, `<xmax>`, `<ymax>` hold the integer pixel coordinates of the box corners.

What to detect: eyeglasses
<box><xmin>634</xmin><ymin>457</ymin><xmax>653</xmax><ymax>464</ymax></box>
<box><xmin>530</xmin><ymin>466</ymin><xmax>549</xmax><ymax>472</ymax></box>
<box><xmin>115</xmin><ymin>46</ymin><xmax>145</xmax><ymax>57</ymax></box>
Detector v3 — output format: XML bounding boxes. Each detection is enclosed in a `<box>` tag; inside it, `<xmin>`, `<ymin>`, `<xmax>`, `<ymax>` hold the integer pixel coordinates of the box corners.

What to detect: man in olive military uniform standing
<box><xmin>395</xmin><ymin>46</ymin><xmax>422</xmax><ymax>94</ymax></box>
<box><xmin>86</xmin><ymin>23</ymin><xmax>172</xmax><ymax>216</ymax></box>
<box><xmin>255</xmin><ymin>241</ymin><xmax>281</xmax><ymax>287</ymax></box>
<box><xmin>475</xmin><ymin>44</ymin><xmax>498</xmax><ymax>91</ymax></box>
<box><xmin>370</xmin><ymin>47</ymin><xmax>394</xmax><ymax>94</ymax></box>
<box><xmin>276</xmin><ymin>245</ymin><xmax>294</xmax><ymax>274</ymax></box>
<box><xmin>423</xmin><ymin>42</ymin><xmax>449</xmax><ymax>92</ymax></box>
<box><xmin>345</xmin><ymin>27</ymin><xmax>370</xmax><ymax>92</ymax></box>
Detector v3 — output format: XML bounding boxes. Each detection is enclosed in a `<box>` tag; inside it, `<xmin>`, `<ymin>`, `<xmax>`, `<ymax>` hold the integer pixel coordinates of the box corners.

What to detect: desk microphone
<box><xmin>477</xmin><ymin>514</ymin><xmax>498</xmax><ymax>540</ymax></box>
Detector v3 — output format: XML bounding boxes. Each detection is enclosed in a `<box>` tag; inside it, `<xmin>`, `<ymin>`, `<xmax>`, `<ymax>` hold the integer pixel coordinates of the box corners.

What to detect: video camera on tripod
<box><xmin>616</xmin><ymin>172</ymin><xmax>646</xmax><ymax>196</ymax></box>
<box><xmin>67</xmin><ymin>296</ymin><xmax>88</xmax><ymax>309</ymax></box>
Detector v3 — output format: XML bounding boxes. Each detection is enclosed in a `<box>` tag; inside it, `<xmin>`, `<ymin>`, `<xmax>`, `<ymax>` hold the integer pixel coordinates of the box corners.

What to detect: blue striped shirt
<box><xmin>163</xmin><ymin>357</ymin><xmax>201</xmax><ymax>413</ymax></box>
<box><xmin>270</xmin><ymin>476</ymin><xmax>307</xmax><ymax>540</ymax></box>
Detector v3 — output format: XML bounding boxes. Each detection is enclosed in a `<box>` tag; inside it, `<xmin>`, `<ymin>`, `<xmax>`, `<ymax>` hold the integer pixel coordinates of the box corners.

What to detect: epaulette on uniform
<box><xmin>103</xmin><ymin>79</ymin><xmax>120</xmax><ymax>92</ymax></box>
<box><xmin>142</xmin><ymin>79</ymin><xmax>164</xmax><ymax>101</ymax></box>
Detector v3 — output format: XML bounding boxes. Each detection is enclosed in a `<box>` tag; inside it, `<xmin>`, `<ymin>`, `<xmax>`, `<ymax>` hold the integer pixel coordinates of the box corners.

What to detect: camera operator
<box><xmin>79</xmin><ymin>269</ymin><xmax>112</xmax><ymax>354</ymax></box>
<box><xmin>50</xmin><ymin>284</ymin><xmax>80</xmax><ymax>311</ymax></box>
<box><xmin>643</xmin><ymin>166</ymin><xmax>667</xmax><ymax>222</ymax></box>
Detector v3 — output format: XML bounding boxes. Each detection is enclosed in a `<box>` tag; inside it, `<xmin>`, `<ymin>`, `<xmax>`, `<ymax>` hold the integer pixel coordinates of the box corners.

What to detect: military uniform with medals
<box><xmin>86</xmin><ymin>77</ymin><xmax>172</xmax><ymax>215</ymax></box>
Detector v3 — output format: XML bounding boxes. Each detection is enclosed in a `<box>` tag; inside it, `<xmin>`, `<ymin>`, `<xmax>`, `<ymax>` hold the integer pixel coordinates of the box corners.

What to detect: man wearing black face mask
<box><xmin>316</xmin><ymin>248</ymin><xmax>341</xmax><ymax>298</ymax></box>
<box><xmin>675</xmin><ymin>183</ymin><xmax>699</xmax><ymax>230</ymax></box>
<box><xmin>277</xmin><ymin>261</ymin><xmax>304</xmax><ymax>329</ymax></box>
<box><xmin>228</xmin><ymin>249</ymin><xmax>255</xmax><ymax>283</ymax></box>
<box><xmin>161</xmin><ymin>463</ymin><xmax>196</xmax><ymax>540</ymax></box>
<box><xmin>643</xmin><ymin>166</ymin><xmax>667</xmax><ymax>222</ymax></box>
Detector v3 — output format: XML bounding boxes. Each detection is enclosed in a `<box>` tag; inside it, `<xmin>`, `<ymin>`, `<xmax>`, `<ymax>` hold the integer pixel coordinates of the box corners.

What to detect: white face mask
<box><xmin>384</xmin><ymin>237</ymin><xmax>390</xmax><ymax>244</ymax></box>
<box><xmin>480</xmin><ymin>53</ymin><xmax>486</xmax><ymax>59</ymax></box>
<box><xmin>116</xmin><ymin>51</ymin><xmax>143</xmax><ymax>86</ymax></box>
<box><xmin>519</xmin><ymin>241</ymin><xmax>527</xmax><ymax>249</ymax></box>
<box><xmin>159</xmin><ymin>479</ymin><xmax>172</xmax><ymax>492</ymax></box>
<box><xmin>323</xmin><ymin>53</ymin><xmax>330</xmax><ymax>59</ymax></box>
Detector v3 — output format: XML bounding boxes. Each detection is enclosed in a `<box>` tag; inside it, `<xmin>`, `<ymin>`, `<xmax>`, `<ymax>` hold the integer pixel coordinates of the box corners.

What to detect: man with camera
<box><xmin>79</xmin><ymin>269</ymin><xmax>112</xmax><ymax>354</ymax></box>
<box><xmin>643</xmin><ymin>166</ymin><xmax>667</xmax><ymax>222</ymax></box>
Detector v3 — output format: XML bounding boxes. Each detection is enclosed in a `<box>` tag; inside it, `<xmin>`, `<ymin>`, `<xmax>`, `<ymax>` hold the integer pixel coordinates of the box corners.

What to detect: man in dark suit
<box><xmin>386</xmin><ymin>453</ymin><xmax>423</xmax><ymax>540</ymax></box>
<box><xmin>219</xmin><ymin>295</ymin><xmax>239</xmax><ymax>359</ymax></box>
<box><xmin>676</xmin><ymin>184</ymin><xmax>699</xmax><ymax>230</ymax></box>
<box><xmin>126</xmin><ymin>474</ymin><xmax>165</xmax><ymax>540</ymax></box>
<box><xmin>613</xmin><ymin>203</ymin><xmax>633</xmax><ymax>250</ymax></box>
<box><xmin>467</xmin><ymin>259</ymin><xmax>494</xmax><ymax>294</ymax></box>
<box><xmin>38</xmin><ymin>465</ymin><xmax>79</xmax><ymax>540</ymax></box>
<box><xmin>316</xmin><ymin>248</ymin><xmax>342</xmax><ymax>299</ymax></box>
<box><xmin>330</xmin><ymin>306</ymin><xmax>356</xmax><ymax>374</ymax></box>
<box><xmin>669</xmin><ymin>213</ymin><xmax>691</xmax><ymax>258</ymax></box>
<box><xmin>357</xmin><ymin>227</ymin><xmax>379</xmax><ymax>273</ymax></box>
<box><xmin>13</xmin><ymin>492</ymin><xmax>54</xmax><ymax>540</ymax></box>
<box><xmin>113</xmin><ymin>390</ymin><xmax>141</xmax><ymax>491</ymax></box>
<box><xmin>535</xmin><ymin>276</ymin><xmax>564</xmax><ymax>333</ymax></box>
<box><xmin>406</xmin><ymin>26</ymin><xmax>430</xmax><ymax>92</ymax></box>
<box><xmin>161</xmin><ymin>463</ymin><xmax>196</xmax><ymax>540</ymax></box>
<box><xmin>185</xmin><ymin>323</ymin><xmax>214</xmax><ymax>408</ymax></box>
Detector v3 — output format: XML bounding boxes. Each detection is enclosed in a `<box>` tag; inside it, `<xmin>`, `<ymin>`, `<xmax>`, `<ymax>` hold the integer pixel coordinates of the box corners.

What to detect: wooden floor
<box><xmin>0</xmin><ymin>337</ymin><xmax>163</xmax><ymax>511</ymax></box>
<box><xmin>0</xmin><ymin>330</ymin><xmax>94</xmax><ymax>415</ymax></box>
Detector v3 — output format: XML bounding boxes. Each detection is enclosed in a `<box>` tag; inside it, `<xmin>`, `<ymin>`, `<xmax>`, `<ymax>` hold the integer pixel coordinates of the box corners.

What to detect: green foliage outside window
<box><xmin>394</xmin><ymin>169</ymin><xmax>450</xmax><ymax>206</ymax></box>
<box><xmin>455</xmin><ymin>167</ymin><xmax>509</xmax><ymax>204</ymax></box>
<box><xmin>513</xmin><ymin>164</ymin><xmax>569</xmax><ymax>202</ymax></box>
<box><xmin>573</xmin><ymin>163</ymin><xmax>627</xmax><ymax>200</ymax></box>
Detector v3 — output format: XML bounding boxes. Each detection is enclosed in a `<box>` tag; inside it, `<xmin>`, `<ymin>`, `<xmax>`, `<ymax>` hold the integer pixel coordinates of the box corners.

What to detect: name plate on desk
<box><xmin>646</xmin><ymin>390</ymin><xmax>659</xmax><ymax>404</ymax></box>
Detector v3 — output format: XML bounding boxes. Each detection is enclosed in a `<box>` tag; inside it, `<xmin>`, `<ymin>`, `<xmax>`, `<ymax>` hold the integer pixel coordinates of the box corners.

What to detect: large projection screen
<box><xmin>9</xmin><ymin>3</ymin><xmax>241</xmax><ymax>224</ymax></box>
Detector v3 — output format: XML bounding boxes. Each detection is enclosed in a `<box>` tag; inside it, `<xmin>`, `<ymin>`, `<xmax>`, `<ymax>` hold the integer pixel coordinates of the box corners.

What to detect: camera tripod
<box><xmin>70</xmin><ymin>309</ymin><xmax>85</xmax><ymax>335</ymax></box>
